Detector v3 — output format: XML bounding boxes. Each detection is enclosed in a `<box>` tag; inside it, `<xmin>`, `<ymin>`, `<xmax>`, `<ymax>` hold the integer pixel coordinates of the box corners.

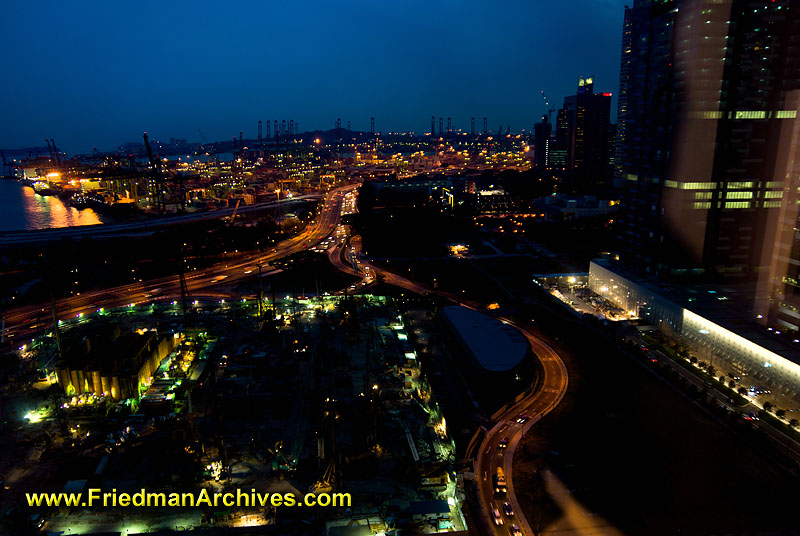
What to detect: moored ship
<box><xmin>31</xmin><ymin>180</ymin><xmax>55</xmax><ymax>196</ymax></box>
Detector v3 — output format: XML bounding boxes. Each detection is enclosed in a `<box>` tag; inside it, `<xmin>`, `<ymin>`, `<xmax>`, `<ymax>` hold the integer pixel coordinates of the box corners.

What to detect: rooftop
<box><xmin>592</xmin><ymin>258</ymin><xmax>800</xmax><ymax>365</ymax></box>
<box><xmin>440</xmin><ymin>306</ymin><xmax>528</xmax><ymax>372</ymax></box>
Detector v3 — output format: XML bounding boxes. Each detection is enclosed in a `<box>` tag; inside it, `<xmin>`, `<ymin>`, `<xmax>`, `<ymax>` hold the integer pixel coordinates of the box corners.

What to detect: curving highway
<box><xmin>2</xmin><ymin>184</ymin><xmax>359</xmax><ymax>342</ymax></box>
<box><xmin>6</xmin><ymin>181</ymin><xmax>570</xmax><ymax>536</ymax></box>
<box><xmin>475</xmin><ymin>319</ymin><xmax>568</xmax><ymax>536</ymax></box>
<box><xmin>325</xmin><ymin>206</ymin><xmax>569</xmax><ymax>536</ymax></box>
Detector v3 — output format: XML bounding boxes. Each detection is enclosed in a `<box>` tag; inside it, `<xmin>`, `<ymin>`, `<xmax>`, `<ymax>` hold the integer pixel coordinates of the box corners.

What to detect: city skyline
<box><xmin>0</xmin><ymin>0</ymin><xmax>626</xmax><ymax>154</ymax></box>
<box><xmin>4</xmin><ymin>2</ymin><xmax>800</xmax><ymax>535</ymax></box>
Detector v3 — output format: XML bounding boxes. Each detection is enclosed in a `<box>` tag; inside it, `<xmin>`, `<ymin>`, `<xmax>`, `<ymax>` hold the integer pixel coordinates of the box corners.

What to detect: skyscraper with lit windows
<box><xmin>533</xmin><ymin>115</ymin><xmax>551</xmax><ymax>169</ymax></box>
<box><xmin>615</xmin><ymin>0</ymin><xmax>800</xmax><ymax>288</ymax></box>
<box><xmin>614</xmin><ymin>6</ymin><xmax>632</xmax><ymax>186</ymax></box>
<box><xmin>560</xmin><ymin>77</ymin><xmax>612</xmax><ymax>189</ymax></box>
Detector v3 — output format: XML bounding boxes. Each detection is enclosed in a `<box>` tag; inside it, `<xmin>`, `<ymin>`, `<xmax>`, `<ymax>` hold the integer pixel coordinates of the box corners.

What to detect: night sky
<box><xmin>1</xmin><ymin>1</ymin><xmax>627</xmax><ymax>154</ymax></box>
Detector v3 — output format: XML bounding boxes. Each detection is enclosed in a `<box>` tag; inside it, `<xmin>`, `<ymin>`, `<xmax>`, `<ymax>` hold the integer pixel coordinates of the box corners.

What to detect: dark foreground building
<box><xmin>55</xmin><ymin>327</ymin><xmax>176</xmax><ymax>400</ymax></box>
<box><xmin>533</xmin><ymin>115</ymin><xmax>552</xmax><ymax>169</ymax></box>
<box><xmin>614</xmin><ymin>0</ymin><xmax>800</xmax><ymax>283</ymax></box>
<box><xmin>560</xmin><ymin>77</ymin><xmax>613</xmax><ymax>190</ymax></box>
<box><xmin>439</xmin><ymin>306</ymin><xmax>536</xmax><ymax>410</ymax></box>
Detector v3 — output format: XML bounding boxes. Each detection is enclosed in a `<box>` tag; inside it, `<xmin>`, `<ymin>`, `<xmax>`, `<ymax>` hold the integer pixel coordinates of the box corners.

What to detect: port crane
<box><xmin>195</xmin><ymin>128</ymin><xmax>219</xmax><ymax>163</ymax></box>
<box><xmin>44</xmin><ymin>139</ymin><xmax>63</xmax><ymax>171</ymax></box>
<box><xmin>50</xmin><ymin>139</ymin><xmax>62</xmax><ymax>168</ymax></box>
<box><xmin>45</xmin><ymin>139</ymin><xmax>55</xmax><ymax>162</ymax></box>
<box><xmin>143</xmin><ymin>132</ymin><xmax>166</xmax><ymax>212</ymax></box>
<box><xmin>0</xmin><ymin>150</ymin><xmax>13</xmax><ymax>179</ymax></box>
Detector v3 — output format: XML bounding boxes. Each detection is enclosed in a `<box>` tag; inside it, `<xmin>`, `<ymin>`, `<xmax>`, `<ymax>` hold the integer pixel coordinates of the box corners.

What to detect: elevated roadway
<box><xmin>2</xmin><ymin>185</ymin><xmax>358</xmax><ymax>341</ymax></box>
<box><xmin>325</xmin><ymin>212</ymin><xmax>569</xmax><ymax>535</ymax></box>
<box><xmin>474</xmin><ymin>318</ymin><xmax>568</xmax><ymax>536</ymax></box>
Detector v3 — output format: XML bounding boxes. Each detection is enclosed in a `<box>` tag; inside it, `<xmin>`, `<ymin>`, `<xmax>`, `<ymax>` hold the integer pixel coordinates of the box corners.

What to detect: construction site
<box><xmin>0</xmin><ymin>293</ymin><xmax>468</xmax><ymax>535</ymax></box>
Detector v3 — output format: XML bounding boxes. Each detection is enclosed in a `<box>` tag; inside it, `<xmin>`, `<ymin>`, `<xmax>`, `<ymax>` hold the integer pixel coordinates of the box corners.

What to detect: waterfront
<box><xmin>0</xmin><ymin>180</ymin><xmax>107</xmax><ymax>231</ymax></box>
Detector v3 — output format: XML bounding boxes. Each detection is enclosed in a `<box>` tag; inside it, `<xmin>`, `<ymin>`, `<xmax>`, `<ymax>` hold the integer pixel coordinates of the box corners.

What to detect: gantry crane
<box><xmin>0</xmin><ymin>150</ymin><xmax>12</xmax><ymax>179</ymax></box>
<box><xmin>50</xmin><ymin>139</ymin><xmax>61</xmax><ymax>168</ymax></box>
<box><xmin>143</xmin><ymin>132</ymin><xmax>166</xmax><ymax>212</ymax></box>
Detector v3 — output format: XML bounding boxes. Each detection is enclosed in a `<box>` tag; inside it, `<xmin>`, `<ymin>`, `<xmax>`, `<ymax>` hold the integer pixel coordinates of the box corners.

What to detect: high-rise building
<box><xmin>533</xmin><ymin>115</ymin><xmax>551</xmax><ymax>169</ymax></box>
<box><xmin>758</xmin><ymin>89</ymin><xmax>800</xmax><ymax>329</ymax></box>
<box><xmin>559</xmin><ymin>77</ymin><xmax>612</xmax><ymax>188</ymax></box>
<box><xmin>607</xmin><ymin>123</ymin><xmax>617</xmax><ymax>169</ymax></box>
<box><xmin>615</xmin><ymin>0</ymin><xmax>800</xmax><ymax>289</ymax></box>
<box><xmin>614</xmin><ymin>6</ymin><xmax>633</xmax><ymax>186</ymax></box>
<box><xmin>550</xmin><ymin>108</ymin><xmax>570</xmax><ymax>169</ymax></box>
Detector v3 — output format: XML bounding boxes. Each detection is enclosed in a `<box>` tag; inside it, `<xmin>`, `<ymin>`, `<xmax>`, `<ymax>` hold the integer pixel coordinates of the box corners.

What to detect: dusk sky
<box><xmin>1</xmin><ymin>1</ymin><xmax>627</xmax><ymax>154</ymax></box>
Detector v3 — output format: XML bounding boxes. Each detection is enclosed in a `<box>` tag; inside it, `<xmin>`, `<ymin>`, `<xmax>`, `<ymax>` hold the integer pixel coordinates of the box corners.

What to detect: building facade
<box><xmin>614</xmin><ymin>0</ymin><xmax>800</xmax><ymax>282</ymax></box>
<box><xmin>533</xmin><ymin>115</ymin><xmax>552</xmax><ymax>169</ymax></box>
<box><xmin>589</xmin><ymin>259</ymin><xmax>800</xmax><ymax>399</ymax></box>
<box><xmin>613</xmin><ymin>6</ymin><xmax>632</xmax><ymax>186</ymax></box>
<box><xmin>560</xmin><ymin>77</ymin><xmax>612</xmax><ymax>189</ymax></box>
<box><xmin>550</xmin><ymin>108</ymin><xmax>570</xmax><ymax>169</ymax></box>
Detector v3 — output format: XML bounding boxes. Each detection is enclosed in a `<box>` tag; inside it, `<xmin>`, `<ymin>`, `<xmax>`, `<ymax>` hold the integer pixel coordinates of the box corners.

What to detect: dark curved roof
<box><xmin>440</xmin><ymin>306</ymin><xmax>528</xmax><ymax>371</ymax></box>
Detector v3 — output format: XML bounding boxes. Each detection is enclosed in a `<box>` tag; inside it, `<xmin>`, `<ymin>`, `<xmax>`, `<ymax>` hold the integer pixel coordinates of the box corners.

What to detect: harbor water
<box><xmin>0</xmin><ymin>180</ymin><xmax>107</xmax><ymax>232</ymax></box>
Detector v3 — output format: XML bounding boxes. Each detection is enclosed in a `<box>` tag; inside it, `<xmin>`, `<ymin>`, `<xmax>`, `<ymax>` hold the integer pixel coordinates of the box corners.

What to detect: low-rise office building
<box><xmin>589</xmin><ymin>259</ymin><xmax>800</xmax><ymax>400</ymax></box>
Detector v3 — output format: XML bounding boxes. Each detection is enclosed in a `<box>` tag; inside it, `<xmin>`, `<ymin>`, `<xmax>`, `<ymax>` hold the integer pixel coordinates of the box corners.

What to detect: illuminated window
<box><xmin>725</xmin><ymin>191</ymin><xmax>753</xmax><ymax>199</ymax></box>
<box><xmin>693</xmin><ymin>202</ymin><xmax>711</xmax><ymax>209</ymax></box>
<box><xmin>764</xmin><ymin>191</ymin><xmax>783</xmax><ymax>199</ymax></box>
<box><xmin>727</xmin><ymin>181</ymin><xmax>753</xmax><ymax>189</ymax></box>
<box><xmin>665</xmin><ymin>180</ymin><xmax>679</xmax><ymax>188</ymax></box>
<box><xmin>734</xmin><ymin>110</ymin><xmax>767</xmax><ymax>119</ymax></box>
<box><xmin>695</xmin><ymin>192</ymin><xmax>712</xmax><ymax>200</ymax></box>
<box><xmin>691</xmin><ymin>111</ymin><xmax>724</xmax><ymax>119</ymax></box>
<box><xmin>764</xmin><ymin>200</ymin><xmax>782</xmax><ymax>208</ymax></box>
<box><xmin>776</xmin><ymin>110</ymin><xmax>797</xmax><ymax>119</ymax></box>
<box><xmin>680</xmin><ymin>182</ymin><xmax>716</xmax><ymax>190</ymax></box>
<box><xmin>724</xmin><ymin>201</ymin><xmax>750</xmax><ymax>209</ymax></box>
